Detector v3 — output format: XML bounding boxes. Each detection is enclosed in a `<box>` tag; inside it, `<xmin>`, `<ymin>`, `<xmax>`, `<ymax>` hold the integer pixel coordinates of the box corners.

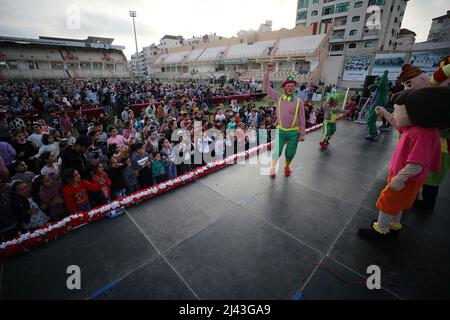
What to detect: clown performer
<box><xmin>412</xmin><ymin>55</ymin><xmax>450</xmax><ymax>213</ymax></box>
<box><xmin>263</xmin><ymin>63</ymin><xmax>306</xmax><ymax>178</ymax></box>
<box><xmin>358</xmin><ymin>87</ymin><xmax>450</xmax><ymax>241</ymax></box>
<box><xmin>365</xmin><ymin>70</ymin><xmax>390</xmax><ymax>140</ymax></box>
<box><xmin>319</xmin><ymin>96</ymin><xmax>341</xmax><ymax>151</ymax></box>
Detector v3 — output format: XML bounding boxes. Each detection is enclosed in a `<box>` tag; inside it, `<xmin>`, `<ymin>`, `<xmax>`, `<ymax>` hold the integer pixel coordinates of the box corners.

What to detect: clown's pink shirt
<box><xmin>390</xmin><ymin>126</ymin><xmax>441</xmax><ymax>181</ymax></box>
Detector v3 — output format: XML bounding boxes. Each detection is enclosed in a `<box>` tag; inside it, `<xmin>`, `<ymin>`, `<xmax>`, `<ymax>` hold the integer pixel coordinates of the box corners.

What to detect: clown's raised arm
<box><xmin>263</xmin><ymin>64</ymin><xmax>281</xmax><ymax>102</ymax></box>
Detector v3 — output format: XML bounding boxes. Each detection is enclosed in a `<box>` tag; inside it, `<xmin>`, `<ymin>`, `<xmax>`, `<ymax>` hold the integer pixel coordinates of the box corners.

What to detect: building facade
<box><xmin>296</xmin><ymin>0</ymin><xmax>409</xmax><ymax>55</ymax></box>
<box><xmin>0</xmin><ymin>36</ymin><xmax>131</xmax><ymax>80</ymax></box>
<box><xmin>396</xmin><ymin>28</ymin><xmax>416</xmax><ymax>51</ymax></box>
<box><xmin>147</xmin><ymin>24</ymin><xmax>331</xmax><ymax>84</ymax></box>
<box><xmin>427</xmin><ymin>10</ymin><xmax>450</xmax><ymax>42</ymax></box>
<box><xmin>159</xmin><ymin>35</ymin><xmax>184</xmax><ymax>52</ymax></box>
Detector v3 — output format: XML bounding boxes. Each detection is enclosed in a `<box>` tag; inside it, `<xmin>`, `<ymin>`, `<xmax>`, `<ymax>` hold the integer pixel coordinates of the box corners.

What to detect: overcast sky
<box><xmin>0</xmin><ymin>0</ymin><xmax>447</xmax><ymax>59</ymax></box>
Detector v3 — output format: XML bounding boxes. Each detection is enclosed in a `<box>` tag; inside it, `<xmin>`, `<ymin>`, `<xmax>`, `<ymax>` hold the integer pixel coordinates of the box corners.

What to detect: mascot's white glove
<box><xmin>389</xmin><ymin>163</ymin><xmax>423</xmax><ymax>192</ymax></box>
<box><xmin>376</xmin><ymin>107</ymin><xmax>398</xmax><ymax>129</ymax></box>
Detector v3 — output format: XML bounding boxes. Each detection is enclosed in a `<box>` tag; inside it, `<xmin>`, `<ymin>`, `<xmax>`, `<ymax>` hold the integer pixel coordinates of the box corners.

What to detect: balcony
<box><xmin>331</xmin><ymin>32</ymin><xmax>345</xmax><ymax>43</ymax></box>
<box><xmin>362</xmin><ymin>30</ymin><xmax>379</xmax><ymax>40</ymax></box>
<box><xmin>334</xmin><ymin>19</ymin><xmax>348</xmax><ymax>30</ymax></box>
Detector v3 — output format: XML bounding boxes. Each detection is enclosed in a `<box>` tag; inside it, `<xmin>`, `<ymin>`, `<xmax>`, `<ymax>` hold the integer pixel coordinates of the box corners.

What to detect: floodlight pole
<box><xmin>129</xmin><ymin>10</ymin><xmax>141</xmax><ymax>80</ymax></box>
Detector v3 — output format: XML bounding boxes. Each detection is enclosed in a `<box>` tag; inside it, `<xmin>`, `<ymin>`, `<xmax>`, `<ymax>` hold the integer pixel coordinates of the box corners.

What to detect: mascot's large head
<box><xmin>281</xmin><ymin>76</ymin><xmax>297</xmax><ymax>96</ymax></box>
<box><xmin>430</xmin><ymin>55</ymin><xmax>450</xmax><ymax>87</ymax></box>
<box><xmin>391</xmin><ymin>87</ymin><xmax>450</xmax><ymax>129</ymax></box>
<box><xmin>399</xmin><ymin>64</ymin><xmax>430</xmax><ymax>90</ymax></box>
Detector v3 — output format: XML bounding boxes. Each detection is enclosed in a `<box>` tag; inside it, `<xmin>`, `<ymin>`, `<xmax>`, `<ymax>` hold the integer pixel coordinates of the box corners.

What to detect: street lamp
<box><xmin>129</xmin><ymin>10</ymin><xmax>140</xmax><ymax>80</ymax></box>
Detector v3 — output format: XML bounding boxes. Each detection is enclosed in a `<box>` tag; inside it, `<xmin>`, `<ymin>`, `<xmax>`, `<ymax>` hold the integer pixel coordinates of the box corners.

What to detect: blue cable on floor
<box><xmin>89</xmin><ymin>279</ymin><xmax>120</xmax><ymax>300</ymax></box>
<box><xmin>292</xmin><ymin>290</ymin><xmax>303</xmax><ymax>300</ymax></box>
<box><xmin>240</xmin><ymin>196</ymin><xmax>254</xmax><ymax>206</ymax></box>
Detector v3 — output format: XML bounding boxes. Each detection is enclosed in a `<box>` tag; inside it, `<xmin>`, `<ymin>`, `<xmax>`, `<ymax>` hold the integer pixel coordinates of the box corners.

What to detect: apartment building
<box><xmin>296</xmin><ymin>0</ymin><xmax>409</xmax><ymax>55</ymax></box>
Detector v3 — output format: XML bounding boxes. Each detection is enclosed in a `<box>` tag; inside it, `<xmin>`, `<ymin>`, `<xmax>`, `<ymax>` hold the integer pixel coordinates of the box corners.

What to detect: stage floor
<box><xmin>1</xmin><ymin>121</ymin><xmax>450</xmax><ymax>300</ymax></box>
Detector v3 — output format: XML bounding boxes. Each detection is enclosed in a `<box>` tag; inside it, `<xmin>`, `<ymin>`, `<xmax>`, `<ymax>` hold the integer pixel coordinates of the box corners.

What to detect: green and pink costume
<box><xmin>263</xmin><ymin>72</ymin><xmax>306</xmax><ymax>161</ymax></box>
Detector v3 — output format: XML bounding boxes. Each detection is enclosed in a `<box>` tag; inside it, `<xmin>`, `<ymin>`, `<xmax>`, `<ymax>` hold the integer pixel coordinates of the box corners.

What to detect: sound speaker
<box><xmin>362</xmin><ymin>75</ymin><xmax>378</xmax><ymax>99</ymax></box>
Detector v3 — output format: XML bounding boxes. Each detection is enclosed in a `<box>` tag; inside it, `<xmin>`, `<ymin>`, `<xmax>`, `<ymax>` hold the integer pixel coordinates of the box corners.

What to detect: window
<box><xmin>335</xmin><ymin>2</ymin><xmax>349</xmax><ymax>13</ymax></box>
<box><xmin>311</xmin><ymin>10</ymin><xmax>318</xmax><ymax>16</ymax></box>
<box><xmin>68</xmin><ymin>63</ymin><xmax>78</xmax><ymax>69</ymax></box>
<box><xmin>80</xmin><ymin>62</ymin><xmax>91</xmax><ymax>70</ymax></box>
<box><xmin>351</xmin><ymin>16</ymin><xmax>360</xmax><ymax>22</ymax></box>
<box><xmin>50</xmin><ymin>62</ymin><xmax>63</xmax><ymax>70</ymax></box>
<box><xmin>93</xmin><ymin>63</ymin><xmax>103</xmax><ymax>70</ymax></box>
<box><xmin>369</xmin><ymin>0</ymin><xmax>384</xmax><ymax>6</ymax></box>
<box><xmin>333</xmin><ymin>30</ymin><xmax>345</xmax><ymax>38</ymax></box>
<box><xmin>348</xmin><ymin>43</ymin><xmax>357</xmax><ymax>49</ymax></box>
<box><xmin>7</xmin><ymin>61</ymin><xmax>18</xmax><ymax>69</ymax></box>
<box><xmin>313</xmin><ymin>0</ymin><xmax>319</xmax><ymax>3</ymax></box>
<box><xmin>0</xmin><ymin>61</ymin><xmax>7</xmax><ymax>69</ymax></box>
<box><xmin>105</xmin><ymin>64</ymin><xmax>114</xmax><ymax>70</ymax></box>
<box><xmin>322</xmin><ymin>5</ymin><xmax>334</xmax><ymax>15</ymax></box>
<box><xmin>297</xmin><ymin>11</ymin><xmax>308</xmax><ymax>20</ymax></box>
<box><xmin>394</xmin><ymin>17</ymin><xmax>398</xmax><ymax>23</ymax></box>
<box><xmin>335</xmin><ymin>17</ymin><xmax>347</xmax><ymax>26</ymax></box>
<box><xmin>349</xmin><ymin>29</ymin><xmax>358</xmax><ymax>36</ymax></box>
<box><xmin>27</xmin><ymin>61</ymin><xmax>36</xmax><ymax>70</ymax></box>
<box><xmin>354</xmin><ymin>1</ymin><xmax>363</xmax><ymax>8</ymax></box>
<box><xmin>298</xmin><ymin>0</ymin><xmax>309</xmax><ymax>9</ymax></box>
<box><xmin>364</xmin><ymin>41</ymin><xmax>375</xmax><ymax>48</ymax></box>
<box><xmin>331</xmin><ymin>44</ymin><xmax>344</xmax><ymax>51</ymax></box>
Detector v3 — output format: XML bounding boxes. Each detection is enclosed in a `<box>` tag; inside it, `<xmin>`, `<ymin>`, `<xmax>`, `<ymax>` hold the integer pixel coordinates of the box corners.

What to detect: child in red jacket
<box><xmin>91</xmin><ymin>163</ymin><xmax>111</xmax><ymax>201</ymax></box>
<box><xmin>63</xmin><ymin>168</ymin><xmax>101</xmax><ymax>214</ymax></box>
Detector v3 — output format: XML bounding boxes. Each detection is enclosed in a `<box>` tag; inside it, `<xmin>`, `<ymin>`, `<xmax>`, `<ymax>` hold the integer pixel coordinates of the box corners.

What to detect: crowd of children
<box><xmin>0</xmin><ymin>83</ymin><xmax>290</xmax><ymax>241</ymax></box>
<box><xmin>0</xmin><ymin>77</ymin><xmax>349</xmax><ymax>242</ymax></box>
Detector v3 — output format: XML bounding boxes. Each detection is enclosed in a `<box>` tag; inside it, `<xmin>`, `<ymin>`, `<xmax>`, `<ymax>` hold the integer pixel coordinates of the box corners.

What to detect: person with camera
<box><xmin>87</xmin><ymin>131</ymin><xmax>110</xmax><ymax>170</ymax></box>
